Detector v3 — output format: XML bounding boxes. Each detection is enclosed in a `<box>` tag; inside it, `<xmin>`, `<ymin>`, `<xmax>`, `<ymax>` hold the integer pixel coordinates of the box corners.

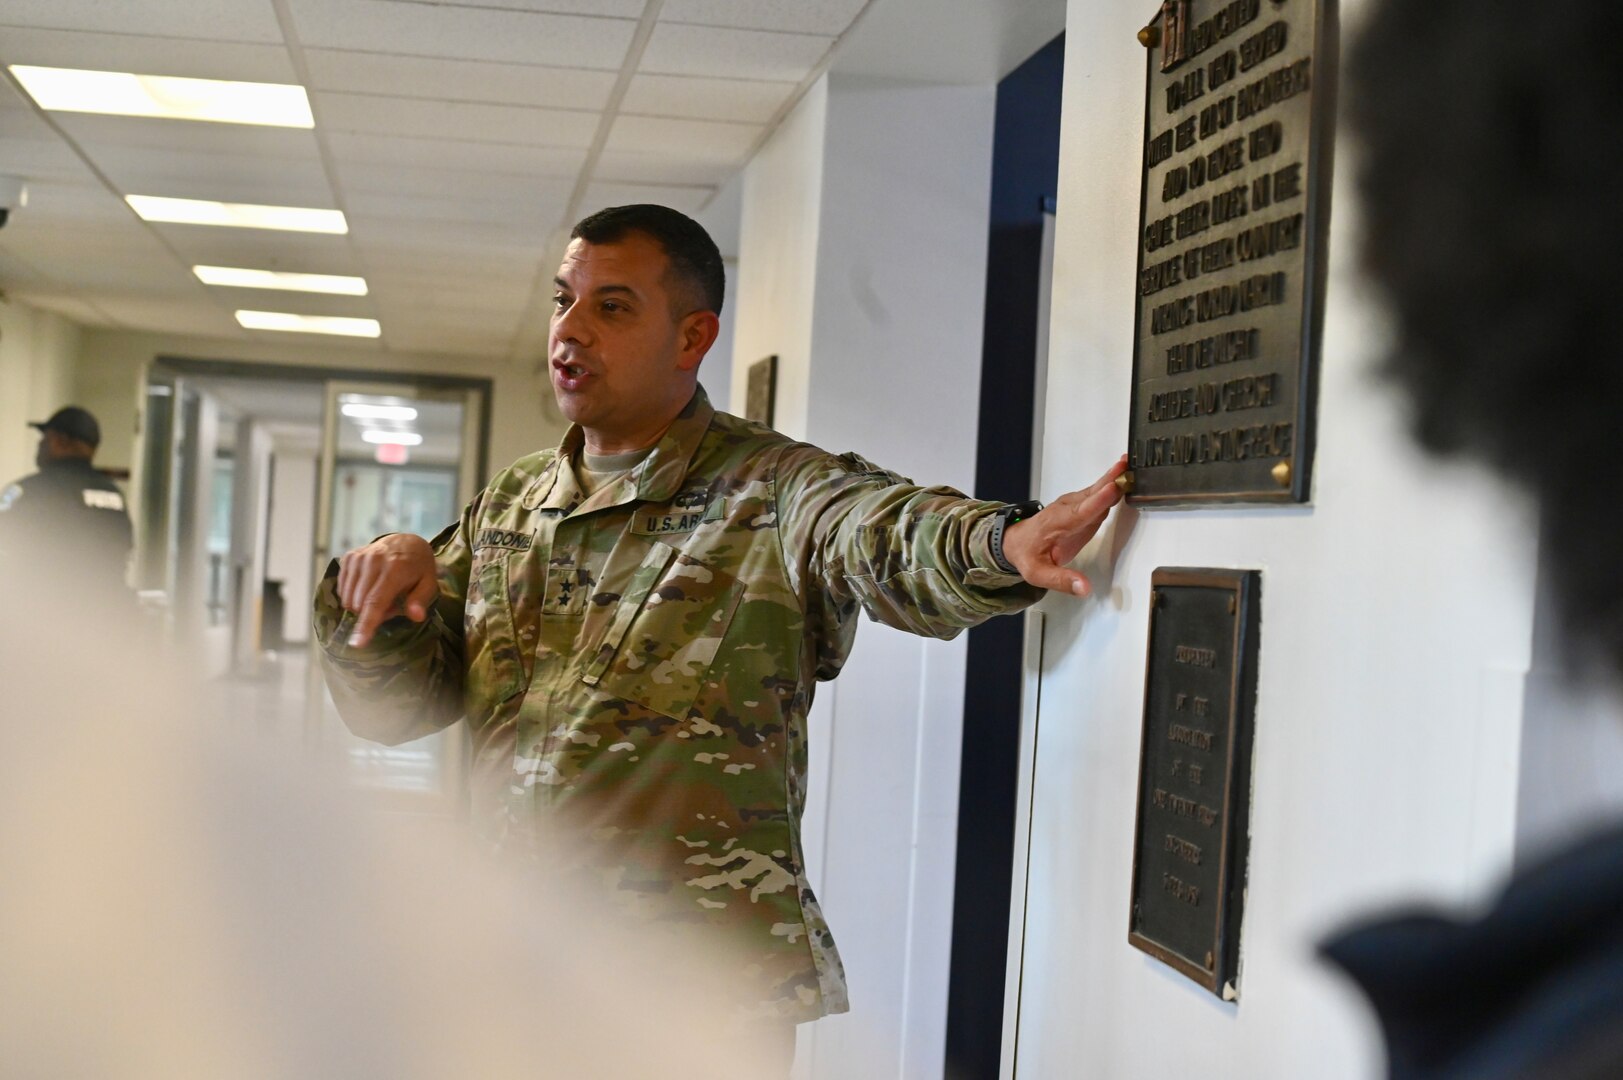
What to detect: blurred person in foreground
<box><xmin>0</xmin><ymin>405</ymin><xmax>131</xmax><ymax>593</ymax></box>
<box><xmin>319</xmin><ymin>202</ymin><xmax>1127</xmax><ymax>1060</ymax></box>
<box><xmin>1322</xmin><ymin>1</ymin><xmax>1623</xmax><ymax>1077</ymax></box>
<box><xmin>0</xmin><ymin>572</ymin><xmax>781</xmax><ymax>1078</ymax></box>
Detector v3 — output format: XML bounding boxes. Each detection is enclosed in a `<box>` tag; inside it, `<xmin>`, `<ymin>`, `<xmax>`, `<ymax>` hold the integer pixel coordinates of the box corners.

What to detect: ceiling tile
<box><xmin>95</xmin><ymin>147</ymin><xmax>334</xmax><ymax>207</ymax></box>
<box><xmin>6</xmin><ymin>291</ymin><xmax>113</xmax><ymax>325</ymax></box>
<box><xmin>581</xmin><ymin>180</ymin><xmax>714</xmax><ymax>216</ymax></box>
<box><xmin>303</xmin><ymin>49</ymin><xmax>616</xmax><ymax>110</ymax></box>
<box><xmin>154</xmin><ymin>226</ymin><xmax>359</xmax><ymax>271</ymax></box>
<box><xmin>660</xmin><ymin>0</ymin><xmax>870</xmax><ymax>37</ymax></box>
<box><xmin>620</xmin><ymin>73</ymin><xmax>795</xmax><ymax>124</ymax></box>
<box><xmin>0</xmin><ymin>27</ymin><xmax>297</xmax><ymax>82</ymax></box>
<box><xmin>0</xmin><ymin>135</ymin><xmax>96</xmax><ymax>183</ymax></box>
<box><xmin>326</xmin><ymin>132</ymin><xmax>586</xmax><ymax>178</ymax></box>
<box><xmin>640</xmin><ymin>23</ymin><xmax>832</xmax><ymax>82</ymax></box>
<box><xmin>5</xmin><ymin>179</ymin><xmax>136</xmax><ymax>222</ymax></box>
<box><xmin>0</xmin><ymin>246</ymin><xmax>47</xmax><ymax>284</ymax></box>
<box><xmin>284</xmin><ymin>0</ymin><xmax>635</xmax><ymax>70</ymax></box>
<box><xmin>0</xmin><ymin>215</ymin><xmax>167</xmax><ymax>257</ymax></box>
<box><xmin>0</xmin><ymin>0</ymin><xmax>285</xmax><ymax>43</ymax></box>
<box><xmin>197</xmin><ymin>288</ymin><xmax>377</xmax><ymax>319</ymax></box>
<box><xmin>580</xmin><ymin>148</ymin><xmax>733</xmax><ymax>187</ymax></box>
<box><xmin>11</xmin><ymin>258</ymin><xmax>197</xmax><ymax>294</ymax></box>
<box><xmin>348</xmin><ymin>242</ymin><xmax>538</xmax><ymax>278</ymax></box>
<box><xmin>334</xmin><ymin>160</ymin><xmax>575</xmax><ymax>205</ymax></box>
<box><xmin>314</xmin><ymin>91</ymin><xmax>599</xmax><ymax>147</ymax></box>
<box><xmin>372</xmin><ymin>298</ymin><xmax>532</xmax><ymax>323</ymax></box>
<box><xmin>82</xmin><ymin>294</ymin><xmax>247</xmax><ymax>336</ymax></box>
<box><xmin>604</xmin><ymin>114</ymin><xmax>760</xmax><ymax>159</ymax></box>
<box><xmin>344</xmin><ymin>188</ymin><xmax>568</xmax><ymax>229</ymax></box>
<box><xmin>366</xmin><ymin>1</ymin><xmax>646</xmax><ymax>22</ymax></box>
<box><xmin>53</xmin><ymin>113</ymin><xmax>324</xmax><ymax>160</ymax></box>
<box><xmin>348</xmin><ymin>215</ymin><xmax>547</xmax><ymax>252</ymax></box>
<box><xmin>372</xmin><ymin>296</ymin><xmax>533</xmax><ymax>321</ymax></box>
<box><xmin>384</xmin><ymin>328</ymin><xmax>508</xmax><ymax>357</ymax></box>
<box><xmin>366</xmin><ymin>267</ymin><xmax>532</xmax><ymax>295</ymax></box>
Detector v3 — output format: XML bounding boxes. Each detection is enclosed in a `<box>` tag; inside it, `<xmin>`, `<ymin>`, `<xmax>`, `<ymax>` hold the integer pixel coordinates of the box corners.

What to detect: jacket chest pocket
<box><xmin>466</xmin><ymin>557</ymin><xmax>527</xmax><ymax>709</ymax></box>
<box><xmin>582</xmin><ymin>540</ymin><xmax>744</xmax><ymax>721</ymax></box>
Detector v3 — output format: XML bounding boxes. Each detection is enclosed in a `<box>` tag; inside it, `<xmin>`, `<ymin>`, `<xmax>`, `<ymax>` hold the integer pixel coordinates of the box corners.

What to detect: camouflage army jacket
<box><xmin>315</xmin><ymin>387</ymin><xmax>1041</xmax><ymax>1022</ymax></box>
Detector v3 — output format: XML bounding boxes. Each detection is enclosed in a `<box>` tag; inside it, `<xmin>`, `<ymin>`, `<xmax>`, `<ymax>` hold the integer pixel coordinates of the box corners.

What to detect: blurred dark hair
<box><xmin>571</xmin><ymin>204</ymin><xmax>726</xmax><ymax>316</ymax></box>
<box><xmin>1348</xmin><ymin>0</ymin><xmax>1623</xmax><ymax>674</ymax></box>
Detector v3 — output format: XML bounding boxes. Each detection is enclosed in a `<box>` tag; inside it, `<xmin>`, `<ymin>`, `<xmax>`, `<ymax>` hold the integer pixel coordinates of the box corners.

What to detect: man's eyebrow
<box><xmin>551</xmin><ymin>280</ymin><xmax>638</xmax><ymax>298</ymax></box>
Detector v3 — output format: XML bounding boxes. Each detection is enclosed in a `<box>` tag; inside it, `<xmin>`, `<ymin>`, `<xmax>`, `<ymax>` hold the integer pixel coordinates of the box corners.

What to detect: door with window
<box><xmin>308</xmin><ymin>381</ymin><xmax>484</xmax><ymax>814</ymax></box>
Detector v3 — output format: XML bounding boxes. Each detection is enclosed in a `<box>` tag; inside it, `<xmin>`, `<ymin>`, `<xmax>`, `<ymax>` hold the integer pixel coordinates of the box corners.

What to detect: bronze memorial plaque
<box><xmin>1127</xmin><ymin>0</ymin><xmax>1336</xmax><ymax>504</ymax></box>
<box><xmin>1128</xmin><ymin>568</ymin><xmax>1260</xmax><ymax>998</ymax></box>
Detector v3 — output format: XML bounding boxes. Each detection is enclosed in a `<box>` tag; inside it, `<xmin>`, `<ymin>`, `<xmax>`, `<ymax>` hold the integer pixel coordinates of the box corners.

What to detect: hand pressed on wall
<box><xmin>1001</xmin><ymin>455</ymin><xmax>1129</xmax><ymax>598</ymax></box>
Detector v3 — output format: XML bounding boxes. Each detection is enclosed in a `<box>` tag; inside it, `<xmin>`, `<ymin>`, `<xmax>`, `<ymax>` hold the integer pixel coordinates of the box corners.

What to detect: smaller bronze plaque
<box><xmin>1128</xmin><ymin>567</ymin><xmax>1260</xmax><ymax>998</ymax></box>
<box><xmin>745</xmin><ymin>354</ymin><xmax>778</xmax><ymax>426</ymax></box>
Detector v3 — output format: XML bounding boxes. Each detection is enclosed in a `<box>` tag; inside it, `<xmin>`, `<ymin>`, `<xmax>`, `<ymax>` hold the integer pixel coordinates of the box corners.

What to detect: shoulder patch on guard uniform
<box><xmin>0</xmin><ymin>484</ymin><xmax>19</xmax><ymax>512</ymax></box>
<box><xmin>83</xmin><ymin>489</ymin><xmax>125</xmax><ymax>512</ymax></box>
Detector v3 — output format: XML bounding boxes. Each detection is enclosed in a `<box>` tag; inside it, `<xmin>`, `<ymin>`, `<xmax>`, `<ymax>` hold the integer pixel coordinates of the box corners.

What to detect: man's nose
<box><xmin>552</xmin><ymin>303</ymin><xmax>591</xmax><ymax>345</ymax></box>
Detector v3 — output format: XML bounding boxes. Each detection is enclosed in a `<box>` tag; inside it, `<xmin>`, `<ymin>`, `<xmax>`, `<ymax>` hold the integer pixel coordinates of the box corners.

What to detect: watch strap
<box><xmin>989</xmin><ymin>500</ymin><xmax>1043</xmax><ymax>575</ymax></box>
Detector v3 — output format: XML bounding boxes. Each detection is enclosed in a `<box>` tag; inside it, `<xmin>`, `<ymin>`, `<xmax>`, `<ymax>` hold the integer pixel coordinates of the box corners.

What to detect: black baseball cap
<box><xmin>30</xmin><ymin>406</ymin><xmax>101</xmax><ymax>448</ymax></box>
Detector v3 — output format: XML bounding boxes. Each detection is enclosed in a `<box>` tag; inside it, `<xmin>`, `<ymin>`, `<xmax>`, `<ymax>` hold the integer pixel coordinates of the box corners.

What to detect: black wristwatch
<box><xmin>988</xmin><ymin>500</ymin><xmax>1044</xmax><ymax>574</ymax></box>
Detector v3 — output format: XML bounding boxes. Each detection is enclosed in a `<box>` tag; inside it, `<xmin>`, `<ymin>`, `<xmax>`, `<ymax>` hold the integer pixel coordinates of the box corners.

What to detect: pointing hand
<box><xmin>335</xmin><ymin>533</ymin><xmax>440</xmax><ymax>648</ymax></box>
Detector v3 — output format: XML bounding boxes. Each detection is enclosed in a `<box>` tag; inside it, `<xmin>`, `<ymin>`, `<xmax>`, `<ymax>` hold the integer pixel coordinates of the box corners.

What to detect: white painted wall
<box><xmin>731</xmin><ymin>78</ymin><xmax>828</xmax><ymax>438</ymax></box>
<box><xmin>266</xmin><ymin>443</ymin><xmax>318</xmax><ymax>646</ymax></box>
<box><xmin>1515</xmin><ymin>571</ymin><xmax>1623</xmax><ymax>857</ymax></box>
<box><xmin>0</xmin><ymin>298</ymin><xmax>82</xmax><ymax>486</ymax></box>
<box><xmin>229</xmin><ymin>420</ymin><xmax>276</xmax><ymax>670</ymax></box>
<box><xmin>734</xmin><ymin>71</ymin><xmax>997</xmax><ymax>1080</ymax></box>
<box><xmin>1006</xmin><ymin>3</ymin><xmax>1540</xmax><ymax>1078</ymax></box>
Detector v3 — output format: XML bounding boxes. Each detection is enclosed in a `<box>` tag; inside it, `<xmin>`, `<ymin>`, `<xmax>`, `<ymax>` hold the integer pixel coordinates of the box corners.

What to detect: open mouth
<box><xmin>552</xmin><ymin>359</ymin><xmax>591</xmax><ymax>383</ymax></box>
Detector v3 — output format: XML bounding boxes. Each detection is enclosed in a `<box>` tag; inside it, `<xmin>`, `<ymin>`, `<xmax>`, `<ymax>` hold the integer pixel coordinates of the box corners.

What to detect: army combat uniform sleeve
<box><xmin>313</xmin><ymin>494</ymin><xmax>477</xmax><ymax>746</ymax></box>
<box><xmin>774</xmin><ymin>444</ymin><xmax>1044</xmax><ymax>658</ymax></box>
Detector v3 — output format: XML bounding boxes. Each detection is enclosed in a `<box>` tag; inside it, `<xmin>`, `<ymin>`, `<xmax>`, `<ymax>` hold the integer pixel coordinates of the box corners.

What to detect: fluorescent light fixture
<box><xmin>8</xmin><ymin>65</ymin><xmax>313</xmax><ymax>127</ymax></box>
<box><xmin>361</xmin><ymin>430</ymin><xmax>423</xmax><ymax>446</ymax></box>
<box><xmin>235</xmin><ymin>310</ymin><xmax>381</xmax><ymax>337</ymax></box>
<box><xmin>194</xmin><ymin>265</ymin><xmax>368</xmax><ymax>295</ymax></box>
<box><xmin>129</xmin><ymin>196</ymin><xmax>347</xmax><ymax>234</ymax></box>
<box><xmin>341</xmin><ymin>403</ymin><xmax>418</xmax><ymax>421</ymax></box>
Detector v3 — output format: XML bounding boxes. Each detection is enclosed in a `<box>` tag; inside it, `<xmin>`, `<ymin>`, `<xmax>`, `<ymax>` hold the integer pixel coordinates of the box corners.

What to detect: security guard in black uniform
<box><xmin>0</xmin><ymin>406</ymin><xmax>132</xmax><ymax>595</ymax></box>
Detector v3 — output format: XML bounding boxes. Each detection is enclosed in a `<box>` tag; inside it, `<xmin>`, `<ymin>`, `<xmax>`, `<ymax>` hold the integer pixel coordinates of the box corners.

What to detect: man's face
<box><xmin>549</xmin><ymin>233</ymin><xmax>707</xmax><ymax>451</ymax></box>
<box><xmin>35</xmin><ymin>432</ymin><xmax>66</xmax><ymax>468</ymax></box>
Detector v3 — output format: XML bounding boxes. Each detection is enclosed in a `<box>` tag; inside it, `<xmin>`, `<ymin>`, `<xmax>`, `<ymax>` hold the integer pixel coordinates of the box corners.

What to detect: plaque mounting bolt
<box><xmin>1115</xmin><ymin>470</ymin><xmax>1137</xmax><ymax>495</ymax></box>
<box><xmin>1271</xmin><ymin>461</ymin><xmax>1292</xmax><ymax>488</ymax></box>
<box><xmin>1137</xmin><ymin>24</ymin><xmax>1161</xmax><ymax>47</ymax></box>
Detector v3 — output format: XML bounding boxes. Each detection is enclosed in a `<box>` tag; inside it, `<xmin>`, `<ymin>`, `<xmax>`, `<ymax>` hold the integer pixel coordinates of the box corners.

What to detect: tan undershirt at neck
<box><xmin>575</xmin><ymin>446</ymin><xmax>654</xmax><ymax>497</ymax></box>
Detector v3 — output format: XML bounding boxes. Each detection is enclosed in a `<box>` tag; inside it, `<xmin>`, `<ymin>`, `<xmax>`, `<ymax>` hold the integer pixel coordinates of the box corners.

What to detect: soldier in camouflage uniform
<box><xmin>318</xmin><ymin>205</ymin><xmax>1126</xmax><ymax>1038</ymax></box>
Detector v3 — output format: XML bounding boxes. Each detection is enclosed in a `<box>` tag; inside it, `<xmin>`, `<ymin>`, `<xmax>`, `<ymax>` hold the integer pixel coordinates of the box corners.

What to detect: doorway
<box><xmin>134</xmin><ymin>358</ymin><xmax>491</xmax><ymax>814</ymax></box>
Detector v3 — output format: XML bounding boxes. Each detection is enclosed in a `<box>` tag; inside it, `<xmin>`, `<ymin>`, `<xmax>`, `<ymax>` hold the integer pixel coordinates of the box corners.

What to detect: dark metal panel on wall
<box><xmin>1125</xmin><ymin>0</ymin><xmax>1338</xmax><ymax>505</ymax></box>
<box><xmin>1127</xmin><ymin>567</ymin><xmax>1261</xmax><ymax>998</ymax></box>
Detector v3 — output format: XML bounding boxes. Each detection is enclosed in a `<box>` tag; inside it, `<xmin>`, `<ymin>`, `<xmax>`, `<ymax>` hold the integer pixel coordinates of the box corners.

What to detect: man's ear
<box><xmin>676</xmin><ymin>310</ymin><xmax>721</xmax><ymax>372</ymax></box>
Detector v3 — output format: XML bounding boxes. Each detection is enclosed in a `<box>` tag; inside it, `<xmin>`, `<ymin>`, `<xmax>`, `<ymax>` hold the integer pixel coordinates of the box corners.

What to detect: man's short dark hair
<box><xmin>571</xmin><ymin>204</ymin><xmax>725</xmax><ymax>316</ymax></box>
<box><xmin>1350</xmin><ymin>0</ymin><xmax>1623</xmax><ymax>675</ymax></box>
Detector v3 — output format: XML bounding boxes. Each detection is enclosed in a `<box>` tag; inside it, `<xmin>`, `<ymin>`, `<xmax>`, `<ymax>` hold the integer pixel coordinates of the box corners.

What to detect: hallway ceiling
<box><xmin>0</xmin><ymin>0</ymin><xmax>872</xmax><ymax>361</ymax></box>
